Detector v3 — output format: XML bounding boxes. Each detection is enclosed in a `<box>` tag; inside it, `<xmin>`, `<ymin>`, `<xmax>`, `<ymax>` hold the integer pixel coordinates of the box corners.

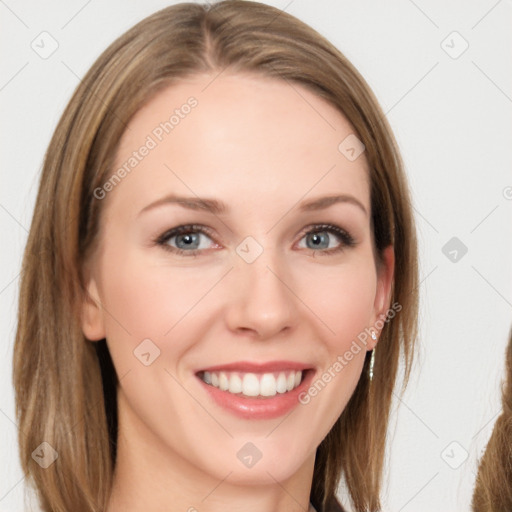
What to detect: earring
<box><xmin>369</xmin><ymin>331</ymin><xmax>377</xmax><ymax>381</ymax></box>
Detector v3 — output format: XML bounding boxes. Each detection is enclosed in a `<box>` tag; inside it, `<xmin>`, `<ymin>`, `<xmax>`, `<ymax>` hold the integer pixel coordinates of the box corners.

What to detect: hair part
<box><xmin>13</xmin><ymin>2</ymin><xmax>419</xmax><ymax>511</ymax></box>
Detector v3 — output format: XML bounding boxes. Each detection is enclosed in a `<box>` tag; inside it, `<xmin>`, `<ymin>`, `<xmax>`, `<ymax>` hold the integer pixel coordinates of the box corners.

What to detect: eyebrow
<box><xmin>138</xmin><ymin>193</ymin><xmax>368</xmax><ymax>217</ymax></box>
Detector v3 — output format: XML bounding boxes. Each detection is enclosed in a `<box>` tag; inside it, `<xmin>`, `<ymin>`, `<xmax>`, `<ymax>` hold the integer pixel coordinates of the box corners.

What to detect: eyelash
<box><xmin>153</xmin><ymin>223</ymin><xmax>357</xmax><ymax>257</ymax></box>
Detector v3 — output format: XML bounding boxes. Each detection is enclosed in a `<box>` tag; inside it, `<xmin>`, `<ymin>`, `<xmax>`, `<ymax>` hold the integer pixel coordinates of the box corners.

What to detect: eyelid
<box><xmin>154</xmin><ymin>224</ymin><xmax>220</xmax><ymax>251</ymax></box>
<box><xmin>153</xmin><ymin>222</ymin><xmax>357</xmax><ymax>256</ymax></box>
<box><xmin>296</xmin><ymin>223</ymin><xmax>357</xmax><ymax>250</ymax></box>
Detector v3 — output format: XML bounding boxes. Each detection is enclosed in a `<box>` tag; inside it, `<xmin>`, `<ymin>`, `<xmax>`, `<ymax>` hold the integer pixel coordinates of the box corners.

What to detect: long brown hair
<box><xmin>472</xmin><ymin>325</ymin><xmax>512</xmax><ymax>511</ymax></box>
<box><xmin>13</xmin><ymin>2</ymin><xmax>419</xmax><ymax>511</ymax></box>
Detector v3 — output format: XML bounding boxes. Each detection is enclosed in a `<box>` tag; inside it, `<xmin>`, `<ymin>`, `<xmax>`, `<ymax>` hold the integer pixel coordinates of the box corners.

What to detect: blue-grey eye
<box><xmin>305</xmin><ymin>231</ymin><xmax>332</xmax><ymax>250</ymax></box>
<box><xmin>174</xmin><ymin>232</ymin><xmax>202</xmax><ymax>250</ymax></box>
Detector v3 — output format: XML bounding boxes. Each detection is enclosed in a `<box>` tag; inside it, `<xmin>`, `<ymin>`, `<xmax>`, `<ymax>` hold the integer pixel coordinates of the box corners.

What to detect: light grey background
<box><xmin>1</xmin><ymin>1</ymin><xmax>511</xmax><ymax>511</ymax></box>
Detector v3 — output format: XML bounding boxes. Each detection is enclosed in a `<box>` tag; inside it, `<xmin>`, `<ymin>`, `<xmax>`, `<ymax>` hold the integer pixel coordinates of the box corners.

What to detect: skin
<box><xmin>81</xmin><ymin>73</ymin><xmax>394</xmax><ymax>512</ymax></box>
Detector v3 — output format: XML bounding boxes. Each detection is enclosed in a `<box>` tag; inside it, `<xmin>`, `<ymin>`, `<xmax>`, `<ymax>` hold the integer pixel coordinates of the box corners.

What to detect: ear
<box><xmin>81</xmin><ymin>273</ymin><xmax>106</xmax><ymax>342</ymax></box>
<box><xmin>369</xmin><ymin>245</ymin><xmax>395</xmax><ymax>350</ymax></box>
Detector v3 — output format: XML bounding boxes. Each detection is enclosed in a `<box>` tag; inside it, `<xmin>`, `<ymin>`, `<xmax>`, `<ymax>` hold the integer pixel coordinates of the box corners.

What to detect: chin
<box><xmin>203</xmin><ymin>442</ymin><xmax>311</xmax><ymax>485</ymax></box>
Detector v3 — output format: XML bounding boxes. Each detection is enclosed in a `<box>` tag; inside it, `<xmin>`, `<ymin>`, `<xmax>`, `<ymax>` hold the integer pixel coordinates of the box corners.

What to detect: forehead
<box><xmin>108</xmin><ymin>73</ymin><xmax>370</xmax><ymax>218</ymax></box>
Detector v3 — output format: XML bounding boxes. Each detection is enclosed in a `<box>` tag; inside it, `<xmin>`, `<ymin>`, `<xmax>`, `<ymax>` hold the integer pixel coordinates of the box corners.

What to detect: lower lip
<box><xmin>197</xmin><ymin>370</ymin><xmax>315</xmax><ymax>420</ymax></box>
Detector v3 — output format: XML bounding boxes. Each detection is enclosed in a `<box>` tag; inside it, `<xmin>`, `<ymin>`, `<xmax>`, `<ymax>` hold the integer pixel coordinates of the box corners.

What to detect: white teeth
<box><xmin>276</xmin><ymin>372</ymin><xmax>287</xmax><ymax>394</ymax></box>
<box><xmin>260</xmin><ymin>373</ymin><xmax>277</xmax><ymax>397</ymax></box>
<box><xmin>200</xmin><ymin>370</ymin><xmax>304</xmax><ymax>397</ymax></box>
<box><xmin>219</xmin><ymin>372</ymin><xmax>229</xmax><ymax>391</ymax></box>
<box><xmin>228</xmin><ymin>373</ymin><xmax>243</xmax><ymax>394</ymax></box>
<box><xmin>286</xmin><ymin>372</ymin><xmax>295</xmax><ymax>391</ymax></box>
<box><xmin>242</xmin><ymin>373</ymin><xmax>260</xmax><ymax>397</ymax></box>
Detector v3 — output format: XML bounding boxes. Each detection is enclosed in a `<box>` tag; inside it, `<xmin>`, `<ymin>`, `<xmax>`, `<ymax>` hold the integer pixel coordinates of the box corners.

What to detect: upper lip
<box><xmin>196</xmin><ymin>360</ymin><xmax>314</xmax><ymax>373</ymax></box>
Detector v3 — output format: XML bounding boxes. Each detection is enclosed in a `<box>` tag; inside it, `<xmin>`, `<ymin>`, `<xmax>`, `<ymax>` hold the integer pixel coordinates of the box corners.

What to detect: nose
<box><xmin>224</xmin><ymin>248</ymin><xmax>298</xmax><ymax>340</ymax></box>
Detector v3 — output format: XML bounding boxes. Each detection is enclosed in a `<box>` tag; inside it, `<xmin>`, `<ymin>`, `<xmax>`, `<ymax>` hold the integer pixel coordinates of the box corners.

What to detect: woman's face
<box><xmin>81</xmin><ymin>73</ymin><xmax>394</xmax><ymax>488</ymax></box>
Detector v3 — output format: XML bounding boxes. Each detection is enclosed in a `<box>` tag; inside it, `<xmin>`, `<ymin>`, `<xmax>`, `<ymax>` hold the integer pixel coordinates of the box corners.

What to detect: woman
<box><xmin>472</xmin><ymin>325</ymin><xmax>512</xmax><ymax>511</ymax></box>
<box><xmin>13</xmin><ymin>1</ymin><xmax>419</xmax><ymax>511</ymax></box>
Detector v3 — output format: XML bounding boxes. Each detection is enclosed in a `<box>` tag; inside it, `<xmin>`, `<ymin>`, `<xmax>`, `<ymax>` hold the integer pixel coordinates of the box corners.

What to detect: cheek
<box><xmin>98</xmin><ymin>245</ymin><xmax>214</xmax><ymax>337</ymax></box>
<box><xmin>294</xmin><ymin>257</ymin><xmax>376</xmax><ymax>424</ymax></box>
<box><xmin>96</xmin><ymin>244</ymin><xmax>214</xmax><ymax>378</ymax></box>
<box><xmin>303</xmin><ymin>256</ymin><xmax>377</xmax><ymax>350</ymax></box>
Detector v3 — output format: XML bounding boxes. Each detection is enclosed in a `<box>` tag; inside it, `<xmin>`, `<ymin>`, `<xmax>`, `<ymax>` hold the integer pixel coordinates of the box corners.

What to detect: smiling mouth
<box><xmin>196</xmin><ymin>369</ymin><xmax>309</xmax><ymax>399</ymax></box>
